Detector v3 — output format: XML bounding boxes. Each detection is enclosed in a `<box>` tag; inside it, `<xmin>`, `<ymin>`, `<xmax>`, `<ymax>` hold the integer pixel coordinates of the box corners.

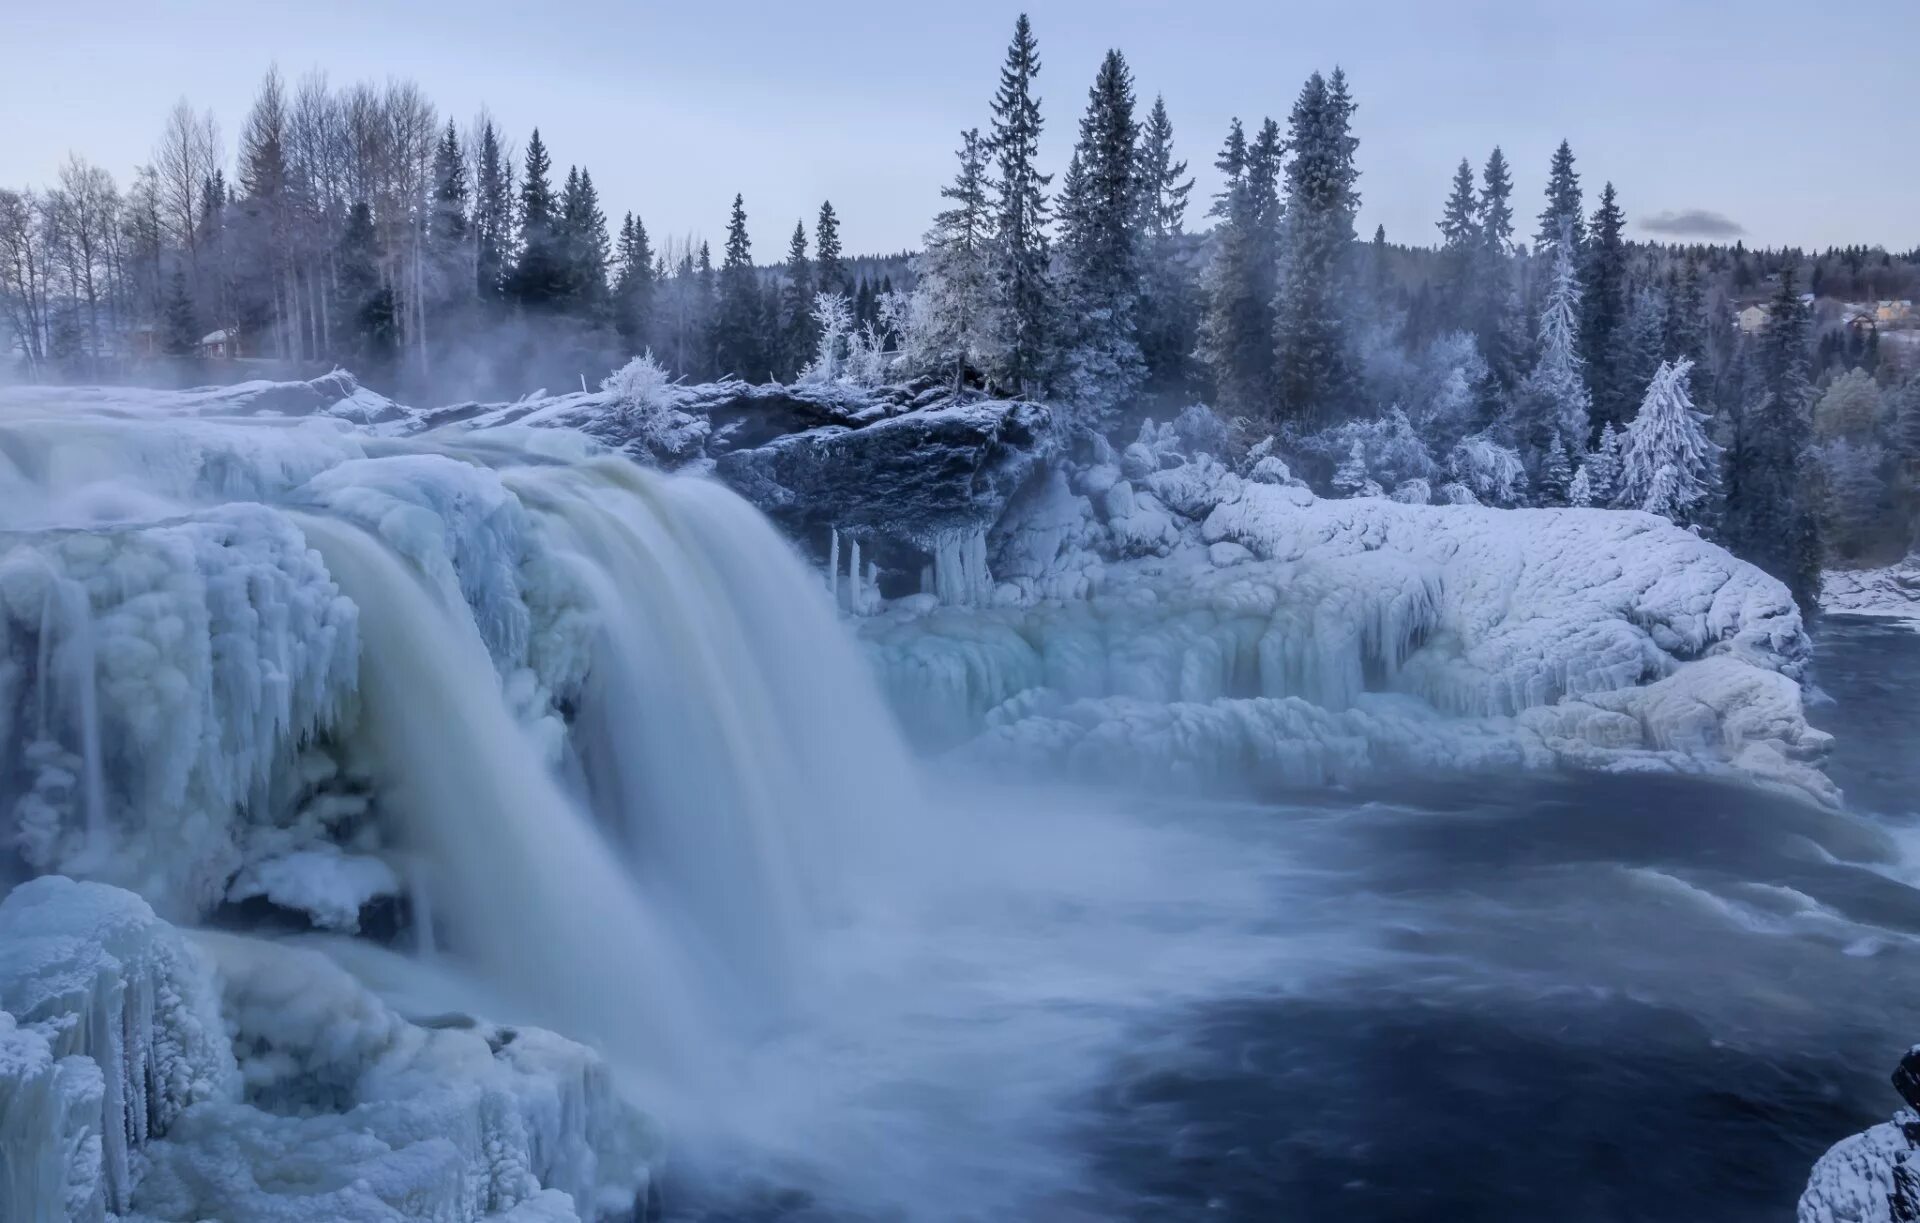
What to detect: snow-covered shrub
<box><xmin>1294</xmin><ymin>405</ymin><xmax>1438</xmax><ymax>495</ymax></box>
<box><xmin>801</xmin><ymin>291</ymin><xmax>897</xmax><ymax>388</ymax></box>
<box><xmin>602</xmin><ymin>352</ymin><xmax>674</xmax><ymax>421</ymax></box>
<box><xmin>1391</xmin><ymin>477</ymin><xmax>1432</xmax><ymax>505</ymax></box>
<box><xmin>1439</xmin><ymin>481</ymin><xmax>1479</xmax><ymax>505</ymax></box>
<box><xmin>1172</xmin><ymin>403</ymin><xmax>1234</xmax><ymax>460</ymax></box>
<box><xmin>1446</xmin><ymin>434</ymin><xmax>1527</xmax><ymax>506</ymax></box>
<box><xmin>1358</xmin><ymin>327</ymin><xmax>1487</xmax><ymax>454</ymax></box>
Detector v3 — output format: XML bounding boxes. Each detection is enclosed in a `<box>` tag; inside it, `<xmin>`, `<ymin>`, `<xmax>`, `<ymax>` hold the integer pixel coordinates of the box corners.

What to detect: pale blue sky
<box><xmin>3</xmin><ymin>1</ymin><xmax>1911</xmax><ymax>255</ymax></box>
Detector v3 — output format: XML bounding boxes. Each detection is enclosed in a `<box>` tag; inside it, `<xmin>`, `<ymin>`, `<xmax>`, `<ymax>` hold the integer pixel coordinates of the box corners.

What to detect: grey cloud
<box><xmin>1639</xmin><ymin>208</ymin><xmax>1746</xmax><ymax>238</ymax></box>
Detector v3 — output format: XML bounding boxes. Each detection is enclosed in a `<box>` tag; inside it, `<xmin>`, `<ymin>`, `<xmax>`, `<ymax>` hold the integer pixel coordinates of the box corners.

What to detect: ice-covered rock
<box><xmin>0</xmin><ymin>877</ymin><xmax>656</xmax><ymax>1223</ymax></box>
<box><xmin>866</xmin><ymin>454</ymin><xmax>1828</xmax><ymax>802</ymax></box>
<box><xmin>714</xmin><ymin>397</ymin><xmax>1057</xmax><ymax>545</ymax></box>
<box><xmin>1824</xmin><ymin>562</ymin><xmax>1920</xmax><ymax>624</ymax></box>
<box><xmin>1798</xmin><ymin>1047</ymin><xmax>1920</xmax><ymax>1223</ymax></box>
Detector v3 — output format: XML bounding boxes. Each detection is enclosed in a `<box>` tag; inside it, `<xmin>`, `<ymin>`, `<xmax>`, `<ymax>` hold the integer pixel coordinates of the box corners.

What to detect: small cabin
<box><xmin>197</xmin><ymin>328</ymin><xmax>237</xmax><ymax>359</ymax></box>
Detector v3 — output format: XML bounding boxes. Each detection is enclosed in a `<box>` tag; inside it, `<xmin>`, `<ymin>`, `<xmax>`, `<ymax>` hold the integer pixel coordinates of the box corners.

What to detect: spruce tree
<box><xmin>431</xmin><ymin>121</ymin><xmax>469</xmax><ymax>249</ymax></box>
<box><xmin>1621</xmin><ymin>285</ymin><xmax>1668</xmax><ymax>407</ymax></box>
<box><xmin>695</xmin><ymin>241</ymin><xmax>718</xmax><ymax>378</ymax></box>
<box><xmin>1271</xmin><ymin>69</ymin><xmax>1360</xmax><ymax>424</ymax></box>
<box><xmin>1588</xmin><ymin>420</ymin><xmax>1624</xmax><ymax>503</ymax></box>
<box><xmin>1436</xmin><ymin>158</ymin><xmax>1479</xmax><ymax>325</ymax></box>
<box><xmin>1539</xmin><ymin>434</ymin><xmax>1573</xmax><ymax>505</ymax></box>
<box><xmin>1135</xmin><ymin>95</ymin><xmax>1198</xmax><ymax>393</ymax></box>
<box><xmin>510</xmin><ymin>130</ymin><xmax>564</xmax><ymax>307</ymax></box>
<box><xmin>986</xmin><ymin>13</ymin><xmax>1056</xmax><ymax>395</ymax></box>
<box><xmin>334</xmin><ymin>200</ymin><xmax>397</xmax><ymax>372</ymax></box>
<box><xmin>1535</xmin><ymin>140</ymin><xmax>1585</xmax><ymax>253</ymax></box>
<box><xmin>163</xmin><ymin>268</ymin><xmax>199</xmax><ymax>356</ymax></box>
<box><xmin>814</xmin><ymin>201</ymin><xmax>847</xmax><ymax>298</ymax></box>
<box><xmin>473</xmin><ymin>120</ymin><xmax>512</xmax><ymax>302</ymax></box>
<box><xmin>1473</xmin><ymin>146</ymin><xmax>1524</xmax><ymax>392</ymax></box>
<box><xmin>1208</xmin><ymin>118</ymin><xmax>1247</xmax><ymax>220</ymax></box>
<box><xmin>715</xmin><ymin>194</ymin><xmax>763</xmax><ymax>377</ymax></box>
<box><xmin>780</xmin><ymin>220</ymin><xmax>815</xmax><ymax>380</ymax></box>
<box><xmin>1056</xmin><ymin>49</ymin><xmax>1145</xmax><ymax>426</ymax></box>
<box><xmin>1665</xmin><ymin>253</ymin><xmax>1710</xmax><ymax>404</ymax></box>
<box><xmin>1581</xmin><ymin>182</ymin><xmax>1630</xmax><ymax>428</ymax></box>
<box><xmin>1518</xmin><ymin>223</ymin><xmax>1591</xmax><ymax>453</ymax></box>
<box><xmin>1725</xmin><ymin>268</ymin><xmax>1821</xmax><ymax>610</ymax></box>
<box><xmin>562</xmin><ymin>167</ymin><xmax>611</xmax><ymax>319</ymax></box>
<box><xmin>907</xmin><ymin>127</ymin><xmax>999</xmax><ymax>391</ymax></box>
<box><xmin>1616</xmin><ymin>358</ymin><xmax>1720</xmax><ymax>524</ymax></box>
<box><xmin>1567</xmin><ymin>462</ymin><xmax>1595</xmax><ymax>507</ymax></box>
<box><xmin>612</xmin><ymin>212</ymin><xmax>656</xmax><ymax>354</ymax></box>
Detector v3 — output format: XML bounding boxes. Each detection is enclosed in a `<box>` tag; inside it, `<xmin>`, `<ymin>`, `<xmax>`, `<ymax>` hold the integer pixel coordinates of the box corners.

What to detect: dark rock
<box><xmin>713</xmin><ymin>398</ymin><xmax>1059</xmax><ymax>544</ymax></box>
<box><xmin>1894</xmin><ymin>1046</ymin><xmax>1920</xmax><ymax>1112</ymax></box>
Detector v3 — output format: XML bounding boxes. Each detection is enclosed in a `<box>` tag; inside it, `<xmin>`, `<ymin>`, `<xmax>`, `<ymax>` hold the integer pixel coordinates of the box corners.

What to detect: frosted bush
<box><xmin>1172</xmin><ymin>404</ymin><xmax>1234</xmax><ymax>459</ymax></box>
<box><xmin>600</xmin><ymin>353</ymin><xmax>678</xmax><ymax>446</ymax></box>
<box><xmin>1392</xmin><ymin>478</ymin><xmax>1432</xmax><ymax>505</ymax></box>
<box><xmin>1447</xmin><ymin>434</ymin><xmax>1528</xmax><ymax>507</ymax></box>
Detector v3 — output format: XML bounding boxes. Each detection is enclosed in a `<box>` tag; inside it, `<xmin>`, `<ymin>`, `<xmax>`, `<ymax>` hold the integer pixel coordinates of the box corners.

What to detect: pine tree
<box><xmin>1271</xmin><ymin>68</ymin><xmax>1360</xmax><ymax>424</ymax></box>
<box><xmin>510</xmin><ymin>130</ymin><xmax>565</xmax><ymax>307</ymax></box>
<box><xmin>779</xmin><ymin>220</ymin><xmax>815</xmax><ymax>380</ymax></box>
<box><xmin>1333</xmin><ymin>439</ymin><xmax>1369</xmax><ymax>496</ymax></box>
<box><xmin>1135</xmin><ymin>95</ymin><xmax>1198</xmax><ymax>393</ymax></box>
<box><xmin>1535</xmin><ymin>140</ymin><xmax>1585</xmax><ymax>253</ymax></box>
<box><xmin>715</xmin><ymin>194</ymin><xmax>763</xmax><ymax>377</ymax></box>
<box><xmin>1725</xmin><ymin>267</ymin><xmax>1821</xmax><ymax>610</ymax></box>
<box><xmin>1055</xmin><ymin>49</ymin><xmax>1145</xmax><ymax>426</ymax></box>
<box><xmin>814</xmin><ymin>201</ymin><xmax>846</xmax><ymax>298</ymax></box>
<box><xmin>986</xmin><ymin>13</ymin><xmax>1056</xmax><ymax>395</ymax></box>
<box><xmin>473</xmin><ymin>120</ymin><xmax>512</xmax><ymax>302</ymax></box>
<box><xmin>1581</xmin><ymin>182</ymin><xmax>1630</xmax><ymax>428</ymax></box>
<box><xmin>1616</xmin><ymin>358</ymin><xmax>1720</xmax><ymax>524</ymax></box>
<box><xmin>905</xmin><ymin>127</ymin><xmax>999</xmax><ymax>391</ymax></box>
<box><xmin>612</xmin><ymin>212</ymin><xmax>656</xmax><ymax>354</ymax></box>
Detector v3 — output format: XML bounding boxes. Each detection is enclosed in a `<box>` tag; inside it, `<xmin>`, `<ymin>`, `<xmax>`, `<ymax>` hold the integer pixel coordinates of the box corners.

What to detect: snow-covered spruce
<box><xmin>0</xmin><ymin>877</ymin><xmax>656</xmax><ymax>1223</ymax></box>
<box><xmin>861</xmin><ymin>441</ymin><xmax>1829</xmax><ymax>803</ymax></box>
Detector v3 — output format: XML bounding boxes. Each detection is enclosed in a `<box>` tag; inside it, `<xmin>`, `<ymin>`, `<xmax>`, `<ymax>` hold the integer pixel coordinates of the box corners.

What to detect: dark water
<box><xmin>1087</xmin><ymin>617</ymin><xmax>1920</xmax><ymax>1222</ymax></box>
<box><xmin>671</xmin><ymin>618</ymin><xmax>1920</xmax><ymax>1222</ymax></box>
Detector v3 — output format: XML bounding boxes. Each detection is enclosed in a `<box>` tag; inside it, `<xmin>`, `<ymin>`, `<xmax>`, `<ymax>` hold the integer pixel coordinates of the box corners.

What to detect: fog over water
<box><xmin>627</xmin><ymin>617</ymin><xmax>1920</xmax><ymax>1221</ymax></box>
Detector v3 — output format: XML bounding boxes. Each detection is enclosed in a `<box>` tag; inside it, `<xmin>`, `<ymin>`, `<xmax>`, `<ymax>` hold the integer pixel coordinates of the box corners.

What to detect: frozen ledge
<box><xmin>862</xmin><ymin>455</ymin><xmax>1832</xmax><ymax>805</ymax></box>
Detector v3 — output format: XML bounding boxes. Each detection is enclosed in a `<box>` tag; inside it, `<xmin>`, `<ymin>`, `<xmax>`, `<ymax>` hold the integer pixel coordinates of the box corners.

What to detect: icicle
<box><xmin>848</xmin><ymin>537</ymin><xmax>862</xmax><ymax>617</ymax></box>
<box><xmin>864</xmin><ymin>562</ymin><xmax>881</xmax><ymax>615</ymax></box>
<box><xmin>828</xmin><ymin>528</ymin><xmax>840</xmax><ymax>606</ymax></box>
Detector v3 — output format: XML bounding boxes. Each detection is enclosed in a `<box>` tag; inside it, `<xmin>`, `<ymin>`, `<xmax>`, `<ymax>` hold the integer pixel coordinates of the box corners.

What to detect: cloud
<box><xmin>1639</xmin><ymin>208</ymin><xmax>1745</xmax><ymax>239</ymax></box>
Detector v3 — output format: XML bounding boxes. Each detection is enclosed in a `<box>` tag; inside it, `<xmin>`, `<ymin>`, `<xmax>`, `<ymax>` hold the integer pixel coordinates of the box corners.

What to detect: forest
<box><xmin>3</xmin><ymin>14</ymin><xmax>1917</xmax><ymax>611</ymax></box>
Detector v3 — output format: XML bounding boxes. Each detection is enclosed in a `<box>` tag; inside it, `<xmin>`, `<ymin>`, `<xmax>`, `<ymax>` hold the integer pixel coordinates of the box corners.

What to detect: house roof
<box><xmin>198</xmin><ymin>329</ymin><xmax>230</xmax><ymax>346</ymax></box>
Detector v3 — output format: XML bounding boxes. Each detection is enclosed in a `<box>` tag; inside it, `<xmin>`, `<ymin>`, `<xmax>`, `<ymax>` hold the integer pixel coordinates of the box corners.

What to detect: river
<box><xmin>665</xmin><ymin>615</ymin><xmax>1920</xmax><ymax>1221</ymax></box>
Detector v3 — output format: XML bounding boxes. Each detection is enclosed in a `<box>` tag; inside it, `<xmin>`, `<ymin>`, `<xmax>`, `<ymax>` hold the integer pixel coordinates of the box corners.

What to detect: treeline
<box><xmin>6</xmin><ymin>13</ymin><xmax>1920</xmax><ymax>607</ymax></box>
<box><xmin>0</xmin><ymin>73</ymin><xmax>905</xmax><ymax>397</ymax></box>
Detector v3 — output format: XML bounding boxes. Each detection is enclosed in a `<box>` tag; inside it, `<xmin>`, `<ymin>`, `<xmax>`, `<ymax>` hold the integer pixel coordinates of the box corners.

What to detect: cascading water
<box><xmin>0</xmin><ymin>397</ymin><xmax>927</xmax><ymax>1121</ymax></box>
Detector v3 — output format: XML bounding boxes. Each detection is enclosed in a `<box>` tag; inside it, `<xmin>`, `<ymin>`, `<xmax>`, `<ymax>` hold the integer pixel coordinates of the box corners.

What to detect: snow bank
<box><xmin>0</xmin><ymin>877</ymin><xmax>656</xmax><ymax>1223</ymax></box>
<box><xmin>864</xmin><ymin>450</ymin><xmax>1830</xmax><ymax>803</ymax></box>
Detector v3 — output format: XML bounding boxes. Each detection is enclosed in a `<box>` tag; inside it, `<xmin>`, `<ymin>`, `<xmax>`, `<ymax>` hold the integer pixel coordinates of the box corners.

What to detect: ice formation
<box><xmin>1</xmin><ymin>377</ymin><xmax>926</xmax><ymax>1218</ymax></box>
<box><xmin>862</xmin><ymin>441</ymin><xmax>1831</xmax><ymax>803</ymax></box>
<box><xmin>1824</xmin><ymin>561</ymin><xmax>1920</xmax><ymax>624</ymax></box>
<box><xmin>0</xmin><ymin>876</ymin><xmax>654</xmax><ymax>1223</ymax></box>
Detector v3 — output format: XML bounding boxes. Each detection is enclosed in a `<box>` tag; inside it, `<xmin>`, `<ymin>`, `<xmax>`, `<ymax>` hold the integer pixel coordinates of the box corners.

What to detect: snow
<box><xmin>864</xmin><ymin>451</ymin><xmax>1828</xmax><ymax>802</ymax></box>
